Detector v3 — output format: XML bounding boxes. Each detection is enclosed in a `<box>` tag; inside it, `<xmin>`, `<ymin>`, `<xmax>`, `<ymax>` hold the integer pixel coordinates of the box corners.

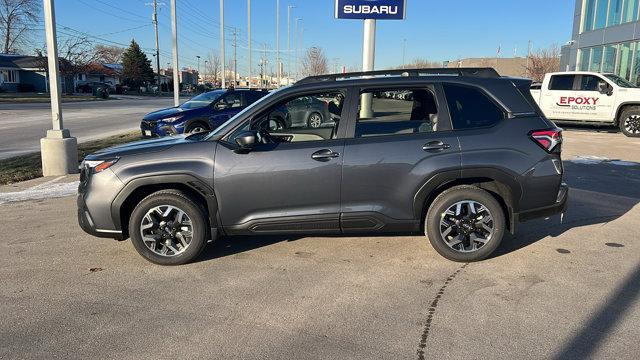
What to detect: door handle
<box><xmin>311</xmin><ymin>149</ymin><xmax>340</xmax><ymax>161</ymax></box>
<box><xmin>423</xmin><ymin>140</ymin><xmax>451</xmax><ymax>151</ymax></box>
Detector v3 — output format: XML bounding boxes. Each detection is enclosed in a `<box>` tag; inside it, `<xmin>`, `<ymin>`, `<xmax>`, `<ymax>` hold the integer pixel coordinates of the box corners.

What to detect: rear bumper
<box><xmin>514</xmin><ymin>182</ymin><xmax>569</xmax><ymax>224</ymax></box>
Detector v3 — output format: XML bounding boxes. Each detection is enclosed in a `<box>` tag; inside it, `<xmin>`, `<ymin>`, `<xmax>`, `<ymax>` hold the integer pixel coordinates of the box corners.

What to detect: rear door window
<box><xmin>548</xmin><ymin>75</ymin><xmax>576</xmax><ymax>90</ymax></box>
<box><xmin>442</xmin><ymin>84</ymin><xmax>504</xmax><ymax>130</ymax></box>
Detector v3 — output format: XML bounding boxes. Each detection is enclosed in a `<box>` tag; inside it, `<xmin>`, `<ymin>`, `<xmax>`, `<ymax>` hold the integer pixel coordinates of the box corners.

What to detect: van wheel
<box><xmin>619</xmin><ymin>106</ymin><xmax>640</xmax><ymax>137</ymax></box>
<box><xmin>425</xmin><ymin>185</ymin><xmax>505</xmax><ymax>262</ymax></box>
<box><xmin>129</xmin><ymin>190</ymin><xmax>208</xmax><ymax>265</ymax></box>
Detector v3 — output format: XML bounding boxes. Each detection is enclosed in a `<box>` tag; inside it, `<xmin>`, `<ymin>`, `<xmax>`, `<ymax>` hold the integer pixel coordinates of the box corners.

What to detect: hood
<box><xmin>143</xmin><ymin>106</ymin><xmax>188</xmax><ymax>121</ymax></box>
<box><xmin>85</xmin><ymin>134</ymin><xmax>193</xmax><ymax>160</ymax></box>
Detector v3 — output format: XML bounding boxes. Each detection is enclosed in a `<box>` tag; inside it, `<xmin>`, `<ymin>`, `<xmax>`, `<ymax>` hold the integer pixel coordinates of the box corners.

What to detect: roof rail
<box><xmin>296</xmin><ymin>67</ymin><xmax>500</xmax><ymax>85</ymax></box>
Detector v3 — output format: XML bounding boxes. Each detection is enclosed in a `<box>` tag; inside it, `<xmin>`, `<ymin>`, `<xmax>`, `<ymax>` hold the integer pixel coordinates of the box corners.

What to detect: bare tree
<box><xmin>301</xmin><ymin>47</ymin><xmax>328</xmax><ymax>77</ymax></box>
<box><xmin>398</xmin><ymin>58</ymin><xmax>441</xmax><ymax>69</ymax></box>
<box><xmin>525</xmin><ymin>44</ymin><xmax>560</xmax><ymax>82</ymax></box>
<box><xmin>204</xmin><ymin>52</ymin><xmax>221</xmax><ymax>84</ymax></box>
<box><xmin>94</xmin><ymin>45</ymin><xmax>124</xmax><ymax>64</ymax></box>
<box><xmin>0</xmin><ymin>0</ymin><xmax>40</xmax><ymax>54</ymax></box>
<box><xmin>36</xmin><ymin>36</ymin><xmax>99</xmax><ymax>94</ymax></box>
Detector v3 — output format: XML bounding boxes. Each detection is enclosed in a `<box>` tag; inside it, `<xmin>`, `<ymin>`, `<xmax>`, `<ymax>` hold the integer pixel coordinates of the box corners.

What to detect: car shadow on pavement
<box><xmin>493</xmin><ymin>160</ymin><xmax>640</xmax><ymax>257</ymax></box>
<box><xmin>552</xmin><ymin>262</ymin><xmax>640</xmax><ymax>360</ymax></box>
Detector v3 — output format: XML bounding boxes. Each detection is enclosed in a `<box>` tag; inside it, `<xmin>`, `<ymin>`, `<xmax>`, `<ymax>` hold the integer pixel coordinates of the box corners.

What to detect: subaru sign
<box><xmin>334</xmin><ymin>0</ymin><xmax>407</xmax><ymax>20</ymax></box>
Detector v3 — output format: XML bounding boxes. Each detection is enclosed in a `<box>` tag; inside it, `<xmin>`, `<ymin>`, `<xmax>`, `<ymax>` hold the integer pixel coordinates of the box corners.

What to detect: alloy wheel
<box><xmin>308</xmin><ymin>113</ymin><xmax>322</xmax><ymax>128</ymax></box>
<box><xmin>439</xmin><ymin>200</ymin><xmax>494</xmax><ymax>253</ymax></box>
<box><xmin>624</xmin><ymin>115</ymin><xmax>640</xmax><ymax>134</ymax></box>
<box><xmin>140</xmin><ymin>205</ymin><xmax>193</xmax><ymax>257</ymax></box>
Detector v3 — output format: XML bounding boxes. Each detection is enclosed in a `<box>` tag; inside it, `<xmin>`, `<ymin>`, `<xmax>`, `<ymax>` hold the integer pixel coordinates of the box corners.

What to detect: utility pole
<box><xmin>41</xmin><ymin>0</ymin><xmax>77</xmax><ymax>176</ymax></box>
<box><xmin>294</xmin><ymin>18</ymin><xmax>300</xmax><ymax>81</ymax></box>
<box><xmin>276</xmin><ymin>0</ymin><xmax>280</xmax><ymax>87</ymax></box>
<box><xmin>196</xmin><ymin>55</ymin><xmax>201</xmax><ymax>85</ymax></box>
<box><xmin>287</xmin><ymin>5</ymin><xmax>295</xmax><ymax>85</ymax></box>
<box><xmin>526</xmin><ymin>40</ymin><xmax>532</xmax><ymax>77</ymax></box>
<box><xmin>170</xmin><ymin>0</ymin><xmax>180</xmax><ymax>106</ymax></box>
<box><xmin>248</xmin><ymin>0</ymin><xmax>252</xmax><ymax>88</ymax></box>
<box><xmin>150</xmin><ymin>0</ymin><xmax>161</xmax><ymax>88</ymax></box>
<box><xmin>220</xmin><ymin>0</ymin><xmax>226</xmax><ymax>89</ymax></box>
<box><xmin>232</xmin><ymin>28</ymin><xmax>237</xmax><ymax>86</ymax></box>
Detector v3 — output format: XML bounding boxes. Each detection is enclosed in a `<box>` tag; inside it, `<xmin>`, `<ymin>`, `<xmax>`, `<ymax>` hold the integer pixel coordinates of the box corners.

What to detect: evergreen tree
<box><xmin>121</xmin><ymin>40</ymin><xmax>154</xmax><ymax>90</ymax></box>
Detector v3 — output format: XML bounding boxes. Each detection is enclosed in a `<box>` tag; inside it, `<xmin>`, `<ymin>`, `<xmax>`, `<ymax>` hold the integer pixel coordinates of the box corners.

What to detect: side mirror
<box><xmin>598</xmin><ymin>81</ymin><xmax>613</xmax><ymax>95</ymax></box>
<box><xmin>235</xmin><ymin>130</ymin><xmax>257</xmax><ymax>149</ymax></box>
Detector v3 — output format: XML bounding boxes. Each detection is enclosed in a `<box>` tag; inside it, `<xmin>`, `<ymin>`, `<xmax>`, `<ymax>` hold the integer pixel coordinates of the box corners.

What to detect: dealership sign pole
<box><xmin>334</xmin><ymin>0</ymin><xmax>407</xmax><ymax>118</ymax></box>
<box><xmin>41</xmin><ymin>0</ymin><xmax>78</xmax><ymax>176</ymax></box>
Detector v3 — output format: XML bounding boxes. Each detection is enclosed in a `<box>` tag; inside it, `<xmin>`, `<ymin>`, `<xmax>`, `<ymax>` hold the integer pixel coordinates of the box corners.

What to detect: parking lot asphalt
<box><xmin>1</xmin><ymin>129</ymin><xmax>639</xmax><ymax>359</ymax></box>
<box><xmin>0</xmin><ymin>96</ymin><xmax>183</xmax><ymax>159</ymax></box>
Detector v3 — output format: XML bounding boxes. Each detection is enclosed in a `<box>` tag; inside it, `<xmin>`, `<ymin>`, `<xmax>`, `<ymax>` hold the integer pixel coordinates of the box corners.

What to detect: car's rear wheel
<box><xmin>129</xmin><ymin>190</ymin><xmax>208</xmax><ymax>265</ymax></box>
<box><xmin>619</xmin><ymin>106</ymin><xmax>640</xmax><ymax>137</ymax></box>
<box><xmin>186</xmin><ymin>123</ymin><xmax>210</xmax><ymax>134</ymax></box>
<box><xmin>425</xmin><ymin>185</ymin><xmax>505</xmax><ymax>262</ymax></box>
<box><xmin>307</xmin><ymin>112</ymin><xmax>323</xmax><ymax>128</ymax></box>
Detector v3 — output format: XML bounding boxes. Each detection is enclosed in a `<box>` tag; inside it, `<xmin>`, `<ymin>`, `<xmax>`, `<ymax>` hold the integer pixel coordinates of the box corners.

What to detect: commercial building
<box><xmin>561</xmin><ymin>0</ymin><xmax>640</xmax><ymax>83</ymax></box>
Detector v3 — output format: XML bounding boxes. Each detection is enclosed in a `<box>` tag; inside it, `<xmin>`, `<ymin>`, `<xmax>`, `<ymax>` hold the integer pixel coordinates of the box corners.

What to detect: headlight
<box><xmin>162</xmin><ymin>115</ymin><xmax>183</xmax><ymax>123</ymax></box>
<box><xmin>81</xmin><ymin>158</ymin><xmax>119</xmax><ymax>173</ymax></box>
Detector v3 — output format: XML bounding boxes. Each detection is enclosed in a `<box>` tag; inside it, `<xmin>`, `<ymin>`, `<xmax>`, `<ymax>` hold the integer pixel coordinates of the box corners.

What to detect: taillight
<box><xmin>530</xmin><ymin>129</ymin><xmax>562</xmax><ymax>152</ymax></box>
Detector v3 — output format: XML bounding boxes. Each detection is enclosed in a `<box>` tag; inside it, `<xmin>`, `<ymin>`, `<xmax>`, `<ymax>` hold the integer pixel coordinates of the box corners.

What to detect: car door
<box><xmin>539</xmin><ymin>74</ymin><xmax>580</xmax><ymax>121</ymax></box>
<box><xmin>572</xmin><ymin>74</ymin><xmax>617</xmax><ymax>122</ymax></box>
<box><xmin>209</xmin><ymin>92</ymin><xmax>244</xmax><ymax>124</ymax></box>
<box><xmin>340</xmin><ymin>84</ymin><xmax>461</xmax><ymax>232</ymax></box>
<box><xmin>213</xmin><ymin>89</ymin><xmax>352</xmax><ymax>235</ymax></box>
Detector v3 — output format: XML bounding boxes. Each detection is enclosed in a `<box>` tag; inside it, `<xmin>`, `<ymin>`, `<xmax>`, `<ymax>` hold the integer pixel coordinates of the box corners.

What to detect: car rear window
<box><xmin>443</xmin><ymin>84</ymin><xmax>504</xmax><ymax>130</ymax></box>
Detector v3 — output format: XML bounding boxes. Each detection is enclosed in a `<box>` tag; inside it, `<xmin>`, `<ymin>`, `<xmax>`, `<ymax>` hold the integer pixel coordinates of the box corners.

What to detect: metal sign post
<box><xmin>334</xmin><ymin>0</ymin><xmax>407</xmax><ymax>119</ymax></box>
<box><xmin>40</xmin><ymin>0</ymin><xmax>77</xmax><ymax>176</ymax></box>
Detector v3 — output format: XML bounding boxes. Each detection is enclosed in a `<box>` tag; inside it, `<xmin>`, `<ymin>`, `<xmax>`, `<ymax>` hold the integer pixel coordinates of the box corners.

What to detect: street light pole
<box><xmin>204</xmin><ymin>60</ymin><xmax>208</xmax><ymax>85</ymax></box>
<box><xmin>170</xmin><ymin>0</ymin><xmax>180</xmax><ymax>106</ymax></box>
<box><xmin>196</xmin><ymin>55</ymin><xmax>201</xmax><ymax>86</ymax></box>
<box><xmin>276</xmin><ymin>0</ymin><xmax>280</xmax><ymax>87</ymax></box>
<box><xmin>287</xmin><ymin>5</ymin><xmax>295</xmax><ymax>85</ymax></box>
<box><xmin>248</xmin><ymin>0</ymin><xmax>252</xmax><ymax>88</ymax></box>
<box><xmin>41</xmin><ymin>0</ymin><xmax>77</xmax><ymax>176</ymax></box>
<box><xmin>294</xmin><ymin>18</ymin><xmax>301</xmax><ymax>81</ymax></box>
<box><xmin>220</xmin><ymin>0</ymin><xmax>226</xmax><ymax>89</ymax></box>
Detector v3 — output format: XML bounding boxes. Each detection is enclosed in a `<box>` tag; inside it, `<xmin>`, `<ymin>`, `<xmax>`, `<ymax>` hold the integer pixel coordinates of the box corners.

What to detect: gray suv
<box><xmin>78</xmin><ymin>68</ymin><xmax>568</xmax><ymax>265</ymax></box>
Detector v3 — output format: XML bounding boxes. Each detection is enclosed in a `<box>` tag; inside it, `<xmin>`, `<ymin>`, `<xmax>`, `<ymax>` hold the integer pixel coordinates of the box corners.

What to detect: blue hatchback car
<box><xmin>140</xmin><ymin>89</ymin><xmax>267</xmax><ymax>138</ymax></box>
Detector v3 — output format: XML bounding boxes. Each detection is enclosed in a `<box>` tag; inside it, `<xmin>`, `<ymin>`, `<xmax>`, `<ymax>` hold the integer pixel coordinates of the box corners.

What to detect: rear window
<box><xmin>443</xmin><ymin>84</ymin><xmax>504</xmax><ymax>130</ymax></box>
<box><xmin>549</xmin><ymin>75</ymin><xmax>575</xmax><ymax>90</ymax></box>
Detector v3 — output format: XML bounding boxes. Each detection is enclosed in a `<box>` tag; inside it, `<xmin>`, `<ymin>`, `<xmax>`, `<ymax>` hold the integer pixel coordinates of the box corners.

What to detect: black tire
<box><xmin>619</xmin><ymin>106</ymin><xmax>640</xmax><ymax>137</ymax></box>
<box><xmin>425</xmin><ymin>185</ymin><xmax>505</xmax><ymax>262</ymax></box>
<box><xmin>129</xmin><ymin>190</ymin><xmax>208</xmax><ymax>265</ymax></box>
<box><xmin>186</xmin><ymin>122</ymin><xmax>210</xmax><ymax>134</ymax></box>
<box><xmin>307</xmin><ymin>112</ymin><xmax>323</xmax><ymax>128</ymax></box>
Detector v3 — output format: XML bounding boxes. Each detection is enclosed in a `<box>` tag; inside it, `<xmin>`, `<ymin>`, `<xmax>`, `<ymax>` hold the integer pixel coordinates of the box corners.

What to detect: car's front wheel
<box><xmin>425</xmin><ymin>185</ymin><xmax>505</xmax><ymax>262</ymax></box>
<box><xmin>186</xmin><ymin>123</ymin><xmax>210</xmax><ymax>134</ymax></box>
<box><xmin>129</xmin><ymin>190</ymin><xmax>208</xmax><ymax>265</ymax></box>
<box><xmin>619</xmin><ymin>106</ymin><xmax>640</xmax><ymax>137</ymax></box>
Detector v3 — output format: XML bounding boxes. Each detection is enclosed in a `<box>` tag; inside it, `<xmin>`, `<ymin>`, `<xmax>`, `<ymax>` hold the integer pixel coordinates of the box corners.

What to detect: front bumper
<box><xmin>141</xmin><ymin>120</ymin><xmax>185</xmax><ymax>138</ymax></box>
<box><xmin>77</xmin><ymin>167</ymin><xmax>125</xmax><ymax>240</ymax></box>
<box><xmin>77</xmin><ymin>195</ymin><xmax>124</xmax><ymax>240</ymax></box>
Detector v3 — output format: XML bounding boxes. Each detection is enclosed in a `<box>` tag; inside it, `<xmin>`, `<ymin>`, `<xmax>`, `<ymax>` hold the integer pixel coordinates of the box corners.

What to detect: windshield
<box><xmin>180</xmin><ymin>90</ymin><xmax>225</xmax><ymax>109</ymax></box>
<box><xmin>205</xmin><ymin>87</ymin><xmax>287</xmax><ymax>139</ymax></box>
<box><xmin>604</xmin><ymin>74</ymin><xmax>637</xmax><ymax>88</ymax></box>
